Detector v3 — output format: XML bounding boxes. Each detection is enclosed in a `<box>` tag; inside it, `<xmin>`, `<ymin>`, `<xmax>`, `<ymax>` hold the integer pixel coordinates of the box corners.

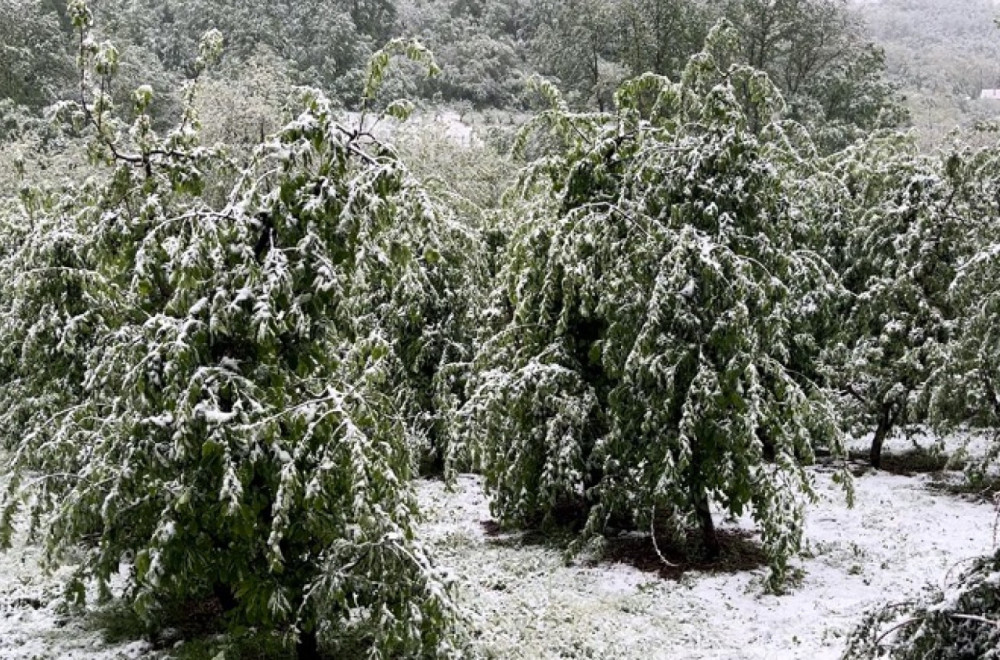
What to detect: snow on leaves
<box><xmin>0</xmin><ymin>20</ymin><xmax>474</xmax><ymax>657</ymax></box>
<box><xmin>461</xmin><ymin>26</ymin><xmax>849</xmax><ymax>586</ymax></box>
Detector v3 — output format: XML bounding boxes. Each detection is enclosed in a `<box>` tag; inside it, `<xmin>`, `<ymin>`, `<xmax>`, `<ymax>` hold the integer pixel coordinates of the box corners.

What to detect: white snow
<box><xmin>340</xmin><ymin>110</ymin><xmax>481</xmax><ymax>147</ymax></box>
<box><xmin>845</xmin><ymin>426</ymin><xmax>997</xmax><ymax>467</ymax></box>
<box><xmin>0</xmin><ymin>521</ymin><xmax>155</xmax><ymax>659</ymax></box>
<box><xmin>417</xmin><ymin>461</ymin><xmax>999</xmax><ymax>659</ymax></box>
<box><xmin>1</xmin><ymin>436</ymin><xmax>997</xmax><ymax>659</ymax></box>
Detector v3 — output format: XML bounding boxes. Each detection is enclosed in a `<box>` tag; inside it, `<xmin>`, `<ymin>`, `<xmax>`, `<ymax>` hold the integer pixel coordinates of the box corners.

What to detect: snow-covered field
<box><xmin>0</xmin><ymin>524</ymin><xmax>153</xmax><ymax>659</ymax></box>
<box><xmin>1</xmin><ymin>433</ymin><xmax>997</xmax><ymax>659</ymax></box>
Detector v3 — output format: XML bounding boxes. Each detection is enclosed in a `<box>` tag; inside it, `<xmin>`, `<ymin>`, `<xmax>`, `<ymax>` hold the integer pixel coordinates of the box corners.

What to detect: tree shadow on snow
<box><xmin>480</xmin><ymin>520</ymin><xmax>769</xmax><ymax>580</ymax></box>
<box><xmin>820</xmin><ymin>447</ymin><xmax>960</xmax><ymax>477</ymax></box>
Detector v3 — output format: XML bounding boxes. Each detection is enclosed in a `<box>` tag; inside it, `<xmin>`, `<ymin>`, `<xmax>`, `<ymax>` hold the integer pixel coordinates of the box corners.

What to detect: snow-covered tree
<box><xmin>0</xmin><ymin>0</ymin><xmax>74</xmax><ymax>109</ymax></box>
<box><xmin>459</xmin><ymin>25</ymin><xmax>850</xmax><ymax>586</ymax></box>
<box><xmin>94</xmin><ymin>0</ymin><xmax>378</xmax><ymax>103</ymax></box>
<box><xmin>821</xmin><ymin>136</ymin><xmax>971</xmax><ymax>468</ymax></box>
<box><xmin>931</xmin><ymin>146</ymin><xmax>1000</xmax><ymax>471</ymax></box>
<box><xmin>0</xmin><ymin>6</ymin><xmax>468</xmax><ymax>657</ymax></box>
<box><xmin>844</xmin><ymin>547</ymin><xmax>1000</xmax><ymax>658</ymax></box>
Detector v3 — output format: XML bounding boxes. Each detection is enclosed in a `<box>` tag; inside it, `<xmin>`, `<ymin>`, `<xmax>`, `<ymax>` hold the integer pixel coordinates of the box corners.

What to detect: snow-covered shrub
<box><xmin>818</xmin><ymin>137</ymin><xmax>972</xmax><ymax>469</ymax></box>
<box><xmin>0</xmin><ymin>181</ymin><xmax>113</xmax><ymax>459</ymax></box>
<box><xmin>0</xmin><ymin>7</ymin><xmax>468</xmax><ymax>656</ymax></box>
<box><xmin>458</xmin><ymin>25</ymin><xmax>850</xmax><ymax>586</ymax></box>
<box><xmin>843</xmin><ymin>547</ymin><xmax>1000</xmax><ymax>659</ymax></box>
<box><xmin>927</xmin><ymin>148</ymin><xmax>1000</xmax><ymax>472</ymax></box>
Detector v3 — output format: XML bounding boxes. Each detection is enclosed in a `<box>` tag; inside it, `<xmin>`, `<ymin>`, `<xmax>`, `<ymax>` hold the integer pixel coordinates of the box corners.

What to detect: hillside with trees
<box><xmin>852</xmin><ymin>0</ymin><xmax>1000</xmax><ymax>144</ymax></box>
<box><xmin>1</xmin><ymin>1</ymin><xmax>1000</xmax><ymax>659</ymax></box>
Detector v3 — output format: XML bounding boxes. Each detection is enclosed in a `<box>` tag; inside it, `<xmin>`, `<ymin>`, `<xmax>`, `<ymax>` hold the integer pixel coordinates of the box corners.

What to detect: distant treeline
<box><xmin>3</xmin><ymin>0</ymin><xmax>908</xmax><ymax>152</ymax></box>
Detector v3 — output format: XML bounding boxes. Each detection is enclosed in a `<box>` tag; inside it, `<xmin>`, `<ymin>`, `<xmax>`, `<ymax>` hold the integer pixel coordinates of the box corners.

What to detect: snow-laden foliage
<box><xmin>459</xmin><ymin>25</ymin><xmax>850</xmax><ymax>586</ymax></box>
<box><xmin>0</xmin><ymin>180</ymin><xmax>115</xmax><ymax>465</ymax></box>
<box><xmin>844</xmin><ymin>547</ymin><xmax>1000</xmax><ymax>659</ymax></box>
<box><xmin>820</xmin><ymin>136</ymin><xmax>978</xmax><ymax>468</ymax></box>
<box><xmin>0</xmin><ymin>0</ymin><xmax>74</xmax><ymax>110</ymax></box>
<box><xmin>934</xmin><ymin>147</ymin><xmax>1000</xmax><ymax>472</ymax></box>
<box><xmin>0</xmin><ymin>10</ymin><xmax>473</xmax><ymax>656</ymax></box>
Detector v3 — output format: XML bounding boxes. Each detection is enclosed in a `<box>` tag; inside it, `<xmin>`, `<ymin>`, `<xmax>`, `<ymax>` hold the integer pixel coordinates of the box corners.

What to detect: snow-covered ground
<box><xmin>0</xmin><ymin>523</ymin><xmax>153</xmax><ymax>659</ymax></box>
<box><xmin>1</xmin><ymin>432</ymin><xmax>997</xmax><ymax>659</ymax></box>
<box><xmin>419</xmin><ymin>466</ymin><xmax>998</xmax><ymax>659</ymax></box>
<box><xmin>843</xmin><ymin>425</ymin><xmax>997</xmax><ymax>464</ymax></box>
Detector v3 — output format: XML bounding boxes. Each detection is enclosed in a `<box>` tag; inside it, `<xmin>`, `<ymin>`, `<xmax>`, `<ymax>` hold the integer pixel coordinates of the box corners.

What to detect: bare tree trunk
<box><xmin>694</xmin><ymin>488</ymin><xmax>720</xmax><ymax>559</ymax></box>
<box><xmin>870</xmin><ymin>400</ymin><xmax>902</xmax><ymax>470</ymax></box>
<box><xmin>297</xmin><ymin>630</ymin><xmax>321</xmax><ymax>660</ymax></box>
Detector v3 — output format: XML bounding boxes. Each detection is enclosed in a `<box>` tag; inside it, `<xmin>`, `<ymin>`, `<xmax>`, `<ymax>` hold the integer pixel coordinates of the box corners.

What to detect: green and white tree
<box><xmin>459</xmin><ymin>26</ymin><xmax>850</xmax><ymax>586</ymax></box>
<box><xmin>93</xmin><ymin>0</ymin><xmax>378</xmax><ymax>105</ymax></box>
<box><xmin>842</xmin><ymin>146</ymin><xmax>1000</xmax><ymax>643</ymax></box>
<box><xmin>616</xmin><ymin>0</ymin><xmax>712</xmax><ymax>81</ymax></box>
<box><xmin>821</xmin><ymin>136</ymin><xmax>972</xmax><ymax>468</ymax></box>
<box><xmin>930</xmin><ymin>146</ymin><xmax>1000</xmax><ymax>471</ymax></box>
<box><xmin>724</xmin><ymin>0</ymin><xmax>907</xmax><ymax>151</ymax></box>
<box><xmin>0</xmin><ymin>7</ymin><xmax>468</xmax><ymax>657</ymax></box>
<box><xmin>527</xmin><ymin>0</ymin><xmax>625</xmax><ymax>110</ymax></box>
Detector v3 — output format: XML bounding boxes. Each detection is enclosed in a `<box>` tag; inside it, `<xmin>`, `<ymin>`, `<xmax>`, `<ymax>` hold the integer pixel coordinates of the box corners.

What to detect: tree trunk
<box><xmin>982</xmin><ymin>373</ymin><xmax>1000</xmax><ymax>425</ymax></box>
<box><xmin>296</xmin><ymin>629</ymin><xmax>321</xmax><ymax>660</ymax></box>
<box><xmin>870</xmin><ymin>403</ymin><xmax>894</xmax><ymax>470</ymax></box>
<box><xmin>212</xmin><ymin>582</ymin><xmax>238</xmax><ymax>613</ymax></box>
<box><xmin>694</xmin><ymin>489</ymin><xmax>720</xmax><ymax>560</ymax></box>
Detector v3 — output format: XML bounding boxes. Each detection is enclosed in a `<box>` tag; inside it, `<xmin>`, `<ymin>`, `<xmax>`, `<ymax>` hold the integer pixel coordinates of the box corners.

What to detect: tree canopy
<box><xmin>4</xmin><ymin>1</ymin><xmax>1000</xmax><ymax>658</ymax></box>
<box><xmin>0</xmin><ymin>8</ymin><xmax>475</xmax><ymax>657</ymax></box>
<box><xmin>459</xmin><ymin>27</ymin><xmax>851</xmax><ymax>586</ymax></box>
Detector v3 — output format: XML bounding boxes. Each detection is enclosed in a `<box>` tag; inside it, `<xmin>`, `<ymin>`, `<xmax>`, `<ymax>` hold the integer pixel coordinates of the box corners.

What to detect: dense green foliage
<box><xmin>93</xmin><ymin>0</ymin><xmax>393</xmax><ymax>102</ymax></box>
<box><xmin>0</xmin><ymin>0</ymin><xmax>904</xmax><ymax>149</ymax></box>
<box><xmin>819</xmin><ymin>138</ymin><xmax>975</xmax><ymax>467</ymax></box>
<box><xmin>0</xmin><ymin>0</ymin><xmax>74</xmax><ymax>110</ymax></box>
<box><xmin>3</xmin><ymin>1</ymin><xmax>1000</xmax><ymax>658</ymax></box>
<box><xmin>932</xmin><ymin>148</ymin><xmax>1000</xmax><ymax>469</ymax></box>
<box><xmin>0</xmin><ymin>8</ymin><xmax>475</xmax><ymax>658</ymax></box>
<box><xmin>459</xmin><ymin>28</ymin><xmax>850</xmax><ymax>586</ymax></box>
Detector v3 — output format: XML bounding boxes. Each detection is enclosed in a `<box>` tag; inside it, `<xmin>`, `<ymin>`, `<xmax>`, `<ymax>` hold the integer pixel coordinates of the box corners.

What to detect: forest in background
<box><xmin>9</xmin><ymin>0</ymin><xmax>1000</xmax><ymax>189</ymax></box>
<box><xmin>7</xmin><ymin>0</ymin><xmax>1000</xmax><ymax>140</ymax></box>
<box><xmin>854</xmin><ymin>0</ymin><xmax>1000</xmax><ymax>144</ymax></box>
<box><xmin>3</xmin><ymin>1</ymin><xmax>1000</xmax><ymax>658</ymax></box>
<box><xmin>1</xmin><ymin>0</ymin><xmax>906</xmax><ymax>142</ymax></box>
